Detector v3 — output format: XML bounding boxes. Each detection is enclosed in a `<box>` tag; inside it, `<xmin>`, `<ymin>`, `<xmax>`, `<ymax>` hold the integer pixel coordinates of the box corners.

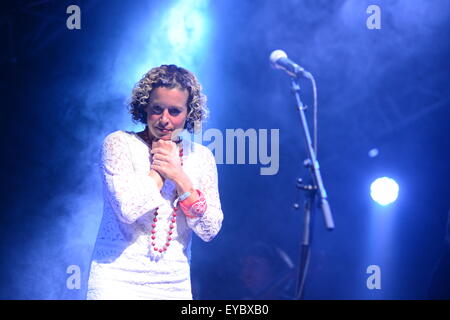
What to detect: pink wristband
<box><xmin>179</xmin><ymin>189</ymin><xmax>207</xmax><ymax>219</ymax></box>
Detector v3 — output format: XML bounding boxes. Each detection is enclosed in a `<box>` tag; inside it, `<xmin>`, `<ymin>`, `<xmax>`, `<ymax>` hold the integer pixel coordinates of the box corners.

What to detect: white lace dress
<box><xmin>86</xmin><ymin>130</ymin><xmax>223</xmax><ymax>300</ymax></box>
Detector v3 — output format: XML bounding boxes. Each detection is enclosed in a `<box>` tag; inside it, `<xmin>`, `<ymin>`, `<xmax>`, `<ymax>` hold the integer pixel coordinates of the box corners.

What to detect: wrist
<box><xmin>178</xmin><ymin>189</ymin><xmax>207</xmax><ymax>219</ymax></box>
<box><xmin>174</xmin><ymin>171</ymin><xmax>194</xmax><ymax>195</ymax></box>
<box><xmin>149</xmin><ymin>169</ymin><xmax>164</xmax><ymax>190</ymax></box>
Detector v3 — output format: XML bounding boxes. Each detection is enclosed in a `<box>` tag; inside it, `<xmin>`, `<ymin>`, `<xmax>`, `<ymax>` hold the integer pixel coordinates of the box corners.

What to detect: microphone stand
<box><xmin>290</xmin><ymin>77</ymin><xmax>335</xmax><ymax>300</ymax></box>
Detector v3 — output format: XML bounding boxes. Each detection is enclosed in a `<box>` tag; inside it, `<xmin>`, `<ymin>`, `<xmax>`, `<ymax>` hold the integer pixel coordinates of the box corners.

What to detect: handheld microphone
<box><xmin>270</xmin><ymin>50</ymin><xmax>308</xmax><ymax>78</ymax></box>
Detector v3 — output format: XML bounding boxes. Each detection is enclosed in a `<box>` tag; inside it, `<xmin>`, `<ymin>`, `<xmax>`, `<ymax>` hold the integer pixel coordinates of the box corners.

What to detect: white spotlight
<box><xmin>370</xmin><ymin>177</ymin><xmax>399</xmax><ymax>206</ymax></box>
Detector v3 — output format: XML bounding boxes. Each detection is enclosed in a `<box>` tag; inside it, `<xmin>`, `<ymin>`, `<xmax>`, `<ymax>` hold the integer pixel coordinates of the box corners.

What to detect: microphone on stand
<box><xmin>270</xmin><ymin>48</ymin><xmax>335</xmax><ymax>301</ymax></box>
<box><xmin>270</xmin><ymin>49</ymin><xmax>309</xmax><ymax>78</ymax></box>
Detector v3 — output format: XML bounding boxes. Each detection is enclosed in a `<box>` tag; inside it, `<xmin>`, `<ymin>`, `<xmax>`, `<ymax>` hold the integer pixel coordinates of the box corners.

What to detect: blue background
<box><xmin>0</xmin><ymin>0</ymin><xmax>449</xmax><ymax>299</ymax></box>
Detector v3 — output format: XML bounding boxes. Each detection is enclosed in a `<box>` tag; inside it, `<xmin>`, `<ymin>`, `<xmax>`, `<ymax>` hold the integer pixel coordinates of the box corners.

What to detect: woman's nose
<box><xmin>159</xmin><ymin>109</ymin><xmax>170</xmax><ymax>124</ymax></box>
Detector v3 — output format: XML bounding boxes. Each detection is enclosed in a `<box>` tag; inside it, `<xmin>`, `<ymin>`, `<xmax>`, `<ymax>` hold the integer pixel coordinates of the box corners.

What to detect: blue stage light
<box><xmin>370</xmin><ymin>177</ymin><xmax>399</xmax><ymax>206</ymax></box>
<box><xmin>368</xmin><ymin>148</ymin><xmax>379</xmax><ymax>158</ymax></box>
<box><xmin>166</xmin><ymin>0</ymin><xmax>208</xmax><ymax>54</ymax></box>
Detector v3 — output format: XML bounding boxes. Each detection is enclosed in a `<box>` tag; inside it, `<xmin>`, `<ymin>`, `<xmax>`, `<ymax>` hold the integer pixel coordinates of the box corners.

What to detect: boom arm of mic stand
<box><xmin>291</xmin><ymin>78</ymin><xmax>335</xmax><ymax>230</ymax></box>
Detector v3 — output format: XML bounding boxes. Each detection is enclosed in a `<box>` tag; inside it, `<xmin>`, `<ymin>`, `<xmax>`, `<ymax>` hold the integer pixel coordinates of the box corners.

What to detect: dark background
<box><xmin>0</xmin><ymin>0</ymin><xmax>449</xmax><ymax>299</ymax></box>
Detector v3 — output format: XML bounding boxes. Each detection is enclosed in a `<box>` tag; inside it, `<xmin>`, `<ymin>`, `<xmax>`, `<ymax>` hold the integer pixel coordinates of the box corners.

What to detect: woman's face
<box><xmin>145</xmin><ymin>87</ymin><xmax>189</xmax><ymax>141</ymax></box>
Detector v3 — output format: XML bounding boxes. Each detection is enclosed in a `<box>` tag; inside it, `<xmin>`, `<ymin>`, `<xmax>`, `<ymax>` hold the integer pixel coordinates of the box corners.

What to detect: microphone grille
<box><xmin>270</xmin><ymin>50</ymin><xmax>288</xmax><ymax>64</ymax></box>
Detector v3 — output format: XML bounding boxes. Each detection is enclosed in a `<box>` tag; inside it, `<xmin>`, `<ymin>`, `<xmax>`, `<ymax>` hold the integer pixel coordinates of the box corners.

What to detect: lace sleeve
<box><xmin>101</xmin><ymin>131</ymin><xmax>165</xmax><ymax>224</ymax></box>
<box><xmin>186</xmin><ymin>146</ymin><xmax>224</xmax><ymax>242</ymax></box>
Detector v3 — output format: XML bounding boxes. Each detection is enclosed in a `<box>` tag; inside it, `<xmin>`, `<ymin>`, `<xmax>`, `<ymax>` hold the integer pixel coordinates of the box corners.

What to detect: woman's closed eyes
<box><xmin>151</xmin><ymin>105</ymin><xmax>182</xmax><ymax>116</ymax></box>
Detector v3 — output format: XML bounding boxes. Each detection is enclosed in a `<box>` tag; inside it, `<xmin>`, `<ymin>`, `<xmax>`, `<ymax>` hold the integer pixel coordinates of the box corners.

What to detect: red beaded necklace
<box><xmin>139</xmin><ymin>128</ymin><xmax>184</xmax><ymax>255</ymax></box>
<box><xmin>151</xmin><ymin>146</ymin><xmax>183</xmax><ymax>254</ymax></box>
<box><xmin>150</xmin><ymin>207</ymin><xmax>178</xmax><ymax>253</ymax></box>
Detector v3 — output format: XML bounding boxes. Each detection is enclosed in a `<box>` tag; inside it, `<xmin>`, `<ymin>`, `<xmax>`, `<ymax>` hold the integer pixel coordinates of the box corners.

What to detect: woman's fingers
<box><xmin>150</xmin><ymin>147</ymin><xmax>170</xmax><ymax>156</ymax></box>
<box><xmin>152</xmin><ymin>154</ymin><xmax>170</xmax><ymax>162</ymax></box>
<box><xmin>152</xmin><ymin>140</ymin><xmax>176</xmax><ymax>152</ymax></box>
<box><xmin>152</xmin><ymin>153</ymin><xmax>181</xmax><ymax>169</ymax></box>
<box><xmin>152</xmin><ymin>147</ymin><xmax>181</xmax><ymax>164</ymax></box>
<box><xmin>150</xmin><ymin>141</ymin><xmax>182</xmax><ymax>181</ymax></box>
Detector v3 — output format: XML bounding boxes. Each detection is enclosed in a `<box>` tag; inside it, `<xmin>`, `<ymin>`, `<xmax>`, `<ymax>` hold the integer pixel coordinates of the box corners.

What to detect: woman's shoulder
<box><xmin>185</xmin><ymin>140</ymin><xmax>215</xmax><ymax>162</ymax></box>
<box><xmin>185</xmin><ymin>139</ymin><xmax>209</xmax><ymax>153</ymax></box>
<box><xmin>102</xmin><ymin>130</ymin><xmax>135</xmax><ymax>144</ymax></box>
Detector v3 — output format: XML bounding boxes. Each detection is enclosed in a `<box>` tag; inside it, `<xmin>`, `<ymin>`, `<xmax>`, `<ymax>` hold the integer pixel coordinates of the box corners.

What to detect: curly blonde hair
<box><xmin>129</xmin><ymin>64</ymin><xmax>208</xmax><ymax>133</ymax></box>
